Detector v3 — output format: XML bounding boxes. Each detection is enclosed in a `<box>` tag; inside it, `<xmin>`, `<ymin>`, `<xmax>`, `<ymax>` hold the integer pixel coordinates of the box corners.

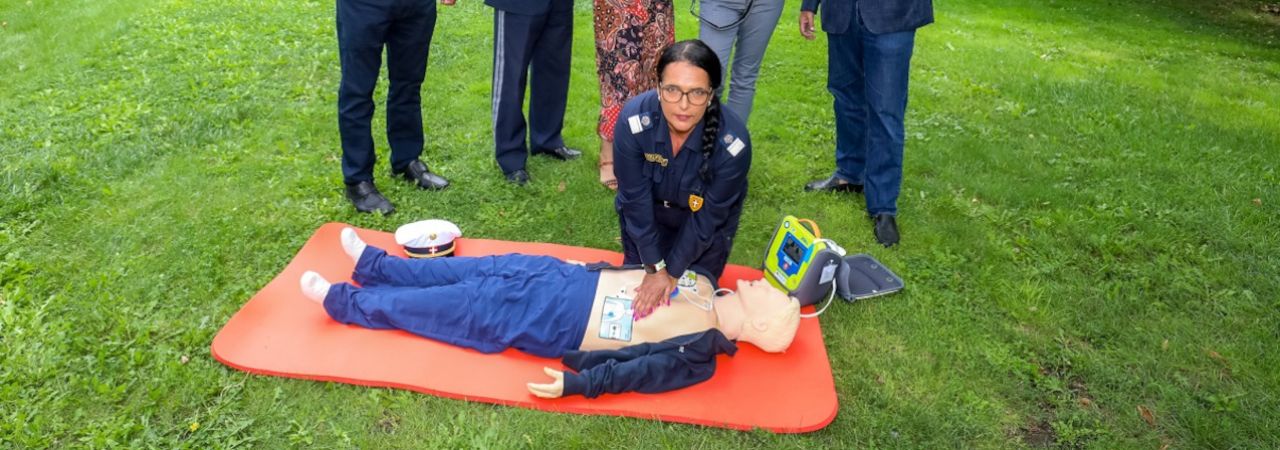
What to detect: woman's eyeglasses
<box><xmin>659</xmin><ymin>85</ymin><xmax>713</xmax><ymax>106</ymax></box>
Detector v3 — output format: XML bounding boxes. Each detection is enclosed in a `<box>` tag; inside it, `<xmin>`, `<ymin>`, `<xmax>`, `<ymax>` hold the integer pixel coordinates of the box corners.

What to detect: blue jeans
<box><xmin>827</xmin><ymin>18</ymin><xmax>916</xmax><ymax>216</ymax></box>
<box><xmin>323</xmin><ymin>247</ymin><xmax>598</xmax><ymax>358</ymax></box>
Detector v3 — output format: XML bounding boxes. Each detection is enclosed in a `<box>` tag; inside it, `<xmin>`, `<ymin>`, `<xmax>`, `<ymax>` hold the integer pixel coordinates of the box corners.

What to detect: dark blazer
<box><xmin>800</xmin><ymin>0</ymin><xmax>934</xmax><ymax>35</ymax></box>
<box><xmin>485</xmin><ymin>0</ymin><xmax>553</xmax><ymax>16</ymax></box>
<box><xmin>560</xmin><ymin>329</ymin><xmax>738</xmax><ymax>398</ymax></box>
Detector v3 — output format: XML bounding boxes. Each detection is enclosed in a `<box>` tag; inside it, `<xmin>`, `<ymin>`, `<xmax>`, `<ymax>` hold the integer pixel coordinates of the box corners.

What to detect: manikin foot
<box><xmin>300</xmin><ymin>271</ymin><xmax>331</xmax><ymax>304</ymax></box>
<box><xmin>341</xmin><ymin>227</ymin><xmax>367</xmax><ymax>263</ymax></box>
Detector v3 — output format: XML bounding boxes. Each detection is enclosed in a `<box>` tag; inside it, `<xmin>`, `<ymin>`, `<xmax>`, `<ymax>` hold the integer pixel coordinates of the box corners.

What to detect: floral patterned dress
<box><xmin>593</xmin><ymin>0</ymin><xmax>675</xmax><ymax>141</ymax></box>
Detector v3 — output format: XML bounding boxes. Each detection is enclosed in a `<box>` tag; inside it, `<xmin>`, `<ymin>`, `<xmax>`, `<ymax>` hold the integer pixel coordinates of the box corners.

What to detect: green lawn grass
<box><xmin>2</xmin><ymin>0</ymin><xmax>1278</xmax><ymax>447</ymax></box>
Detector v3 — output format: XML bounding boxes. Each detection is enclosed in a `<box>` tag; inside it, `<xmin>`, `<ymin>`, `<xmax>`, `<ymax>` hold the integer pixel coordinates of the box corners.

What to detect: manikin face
<box><xmin>658</xmin><ymin>61</ymin><xmax>713</xmax><ymax>137</ymax></box>
<box><xmin>735</xmin><ymin>279</ymin><xmax>802</xmax><ymax>353</ymax></box>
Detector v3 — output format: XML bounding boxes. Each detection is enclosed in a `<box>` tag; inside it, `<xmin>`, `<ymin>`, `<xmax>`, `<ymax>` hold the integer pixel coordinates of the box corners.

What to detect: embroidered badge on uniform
<box><xmin>688</xmin><ymin>194</ymin><xmax>704</xmax><ymax>212</ymax></box>
<box><xmin>644</xmin><ymin>153</ymin><xmax>669</xmax><ymax>167</ymax></box>
<box><xmin>723</xmin><ymin>134</ymin><xmax>734</xmax><ymax>145</ymax></box>
<box><xmin>641</xmin><ymin>115</ymin><xmax>651</xmax><ymax>127</ymax></box>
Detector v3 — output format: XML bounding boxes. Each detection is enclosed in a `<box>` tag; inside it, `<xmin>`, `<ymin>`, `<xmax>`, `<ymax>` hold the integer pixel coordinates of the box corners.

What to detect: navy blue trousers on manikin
<box><xmin>490</xmin><ymin>0</ymin><xmax>573</xmax><ymax>174</ymax></box>
<box><xmin>337</xmin><ymin>0</ymin><xmax>436</xmax><ymax>185</ymax></box>
<box><xmin>323</xmin><ymin>247</ymin><xmax>599</xmax><ymax>358</ymax></box>
<box><xmin>827</xmin><ymin>14</ymin><xmax>916</xmax><ymax>216</ymax></box>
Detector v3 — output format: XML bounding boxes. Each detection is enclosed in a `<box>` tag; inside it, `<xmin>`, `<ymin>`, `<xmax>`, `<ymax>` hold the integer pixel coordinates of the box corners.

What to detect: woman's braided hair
<box><xmin>657</xmin><ymin>40</ymin><xmax>723</xmax><ymax>183</ymax></box>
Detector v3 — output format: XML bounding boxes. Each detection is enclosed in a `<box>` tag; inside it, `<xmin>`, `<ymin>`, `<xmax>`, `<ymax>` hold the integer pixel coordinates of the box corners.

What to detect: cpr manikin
<box><xmin>299</xmin><ymin>228</ymin><xmax>801</xmax><ymax>398</ymax></box>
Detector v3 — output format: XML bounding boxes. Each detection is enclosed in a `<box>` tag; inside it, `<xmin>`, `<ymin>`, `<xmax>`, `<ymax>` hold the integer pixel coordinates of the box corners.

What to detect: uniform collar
<box><xmin>653</xmin><ymin>111</ymin><xmax>706</xmax><ymax>156</ymax></box>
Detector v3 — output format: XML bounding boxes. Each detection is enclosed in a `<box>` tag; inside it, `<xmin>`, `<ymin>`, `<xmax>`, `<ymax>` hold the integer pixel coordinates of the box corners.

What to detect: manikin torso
<box><xmin>577</xmin><ymin>269</ymin><xmax>733</xmax><ymax>351</ymax></box>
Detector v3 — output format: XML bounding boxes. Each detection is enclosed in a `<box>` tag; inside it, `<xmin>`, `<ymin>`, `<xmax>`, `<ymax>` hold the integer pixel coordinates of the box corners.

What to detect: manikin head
<box><xmin>733</xmin><ymin>279</ymin><xmax>802</xmax><ymax>353</ymax></box>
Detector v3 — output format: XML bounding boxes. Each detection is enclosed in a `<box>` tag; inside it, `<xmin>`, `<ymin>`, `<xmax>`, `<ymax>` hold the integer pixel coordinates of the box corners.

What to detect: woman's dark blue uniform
<box><xmin>613</xmin><ymin>90</ymin><xmax>752</xmax><ymax>281</ymax></box>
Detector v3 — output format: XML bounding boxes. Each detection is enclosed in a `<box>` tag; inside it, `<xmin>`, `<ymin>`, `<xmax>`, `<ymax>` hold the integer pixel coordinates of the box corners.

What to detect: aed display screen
<box><xmin>782</xmin><ymin>236</ymin><xmax>807</xmax><ymax>265</ymax></box>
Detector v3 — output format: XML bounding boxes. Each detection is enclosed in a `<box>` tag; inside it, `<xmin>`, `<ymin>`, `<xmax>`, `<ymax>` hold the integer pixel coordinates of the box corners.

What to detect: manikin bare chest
<box><xmin>577</xmin><ymin>270</ymin><xmax>719</xmax><ymax>351</ymax></box>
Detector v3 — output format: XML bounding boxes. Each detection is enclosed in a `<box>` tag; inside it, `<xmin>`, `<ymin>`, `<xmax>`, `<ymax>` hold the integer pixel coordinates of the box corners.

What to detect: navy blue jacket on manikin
<box><xmin>561</xmin><ymin>329</ymin><xmax>738</xmax><ymax>398</ymax></box>
<box><xmin>613</xmin><ymin>90</ymin><xmax>753</xmax><ymax>280</ymax></box>
<box><xmin>801</xmin><ymin>0</ymin><xmax>934</xmax><ymax>35</ymax></box>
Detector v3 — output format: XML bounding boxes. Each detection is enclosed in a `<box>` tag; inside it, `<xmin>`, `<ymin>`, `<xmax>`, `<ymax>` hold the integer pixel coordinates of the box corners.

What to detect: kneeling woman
<box><xmin>300</xmin><ymin>228</ymin><xmax>800</xmax><ymax>398</ymax></box>
<box><xmin>613</xmin><ymin>40</ymin><xmax>752</xmax><ymax>318</ymax></box>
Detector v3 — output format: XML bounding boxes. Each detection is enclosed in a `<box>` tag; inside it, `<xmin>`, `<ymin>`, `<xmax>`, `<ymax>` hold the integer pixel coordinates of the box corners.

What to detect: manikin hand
<box><xmin>526</xmin><ymin>367</ymin><xmax>565</xmax><ymax>398</ymax></box>
<box><xmin>799</xmin><ymin>11</ymin><xmax>816</xmax><ymax>40</ymax></box>
<box><xmin>632</xmin><ymin>272</ymin><xmax>675</xmax><ymax>319</ymax></box>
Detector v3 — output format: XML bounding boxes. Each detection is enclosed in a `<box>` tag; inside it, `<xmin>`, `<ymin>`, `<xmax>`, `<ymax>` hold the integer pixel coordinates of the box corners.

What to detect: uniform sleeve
<box><xmin>664</xmin><ymin>131</ymin><xmax>752</xmax><ymax>278</ymax></box>
<box><xmin>613</xmin><ymin>110</ymin><xmax>665</xmax><ymax>266</ymax></box>
<box><xmin>801</xmin><ymin>0</ymin><xmax>819</xmax><ymax>12</ymax></box>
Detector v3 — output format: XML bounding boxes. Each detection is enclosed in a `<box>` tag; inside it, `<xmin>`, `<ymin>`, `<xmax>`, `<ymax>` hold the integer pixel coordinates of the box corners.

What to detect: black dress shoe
<box><xmin>872</xmin><ymin>213</ymin><xmax>899</xmax><ymax>247</ymax></box>
<box><xmin>345</xmin><ymin>181</ymin><xmax>395</xmax><ymax>215</ymax></box>
<box><xmin>505</xmin><ymin>169</ymin><xmax>530</xmax><ymax>186</ymax></box>
<box><xmin>393</xmin><ymin>159</ymin><xmax>449</xmax><ymax>190</ymax></box>
<box><xmin>534</xmin><ymin>146</ymin><xmax>582</xmax><ymax>161</ymax></box>
<box><xmin>805</xmin><ymin>174</ymin><xmax>863</xmax><ymax>193</ymax></box>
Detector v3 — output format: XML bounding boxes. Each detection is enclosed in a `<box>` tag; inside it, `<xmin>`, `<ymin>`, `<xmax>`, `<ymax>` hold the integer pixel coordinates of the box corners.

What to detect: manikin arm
<box><xmin>526</xmin><ymin>368</ymin><xmax>565</xmax><ymax>398</ymax></box>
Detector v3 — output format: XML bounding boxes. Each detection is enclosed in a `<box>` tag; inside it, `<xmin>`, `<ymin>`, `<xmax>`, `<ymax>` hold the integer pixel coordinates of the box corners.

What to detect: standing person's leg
<box><xmin>640</xmin><ymin>0</ymin><xmax>676</xmax><ymax>89</ymax></box>
<box><xmin>859</xmin><ymin>27</ymin><xmax>915</xmax><ymax>217</ymax></box>
<box><xmin>337</xmin><ymin>0</ymin><xmax>391</xmax><ymax>186</ymax></box>
<box><xmin>491</xmin><ymin>9</ymin><xmax>542</xmax><ymax>176</ymax></box>
<box><xmin>826</xmin><ymin>30</ymin><xmax>869</xmax><ymax>188</ymax></box>
<box><xmin>723</xmin><ymin>0</ymin><xmax>783</xmax><ymax>122</ymax></box>
<box><xmin>593</xmin><ymin>0</ymin><xmax>632</xmax><ymax>189</ymax></box>
<box><xmin>528</xmin><ymin>0</ymin><xmax>574</xmax><ymax>155</ymax></box>
<box><xmin>696</xmin><ymin>0</ymin><xmax>738</xmax><ymax>93</ymax></box>
<box><xmin>384</xmin><ymin>0</ymin><xmax>439</xmax><ymax>174</ymax></box>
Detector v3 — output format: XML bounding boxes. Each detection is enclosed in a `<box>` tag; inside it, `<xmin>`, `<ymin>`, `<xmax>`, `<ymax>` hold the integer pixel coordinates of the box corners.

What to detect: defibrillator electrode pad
<box><xmin>598</xmin><ymin>296</ymin><xmax>634</xmax><ymax>342</ymax></box>
<box><xmin>762</xmin><ymin>216</ymin><xmax>843</xmax><ymax>306</ymax></box>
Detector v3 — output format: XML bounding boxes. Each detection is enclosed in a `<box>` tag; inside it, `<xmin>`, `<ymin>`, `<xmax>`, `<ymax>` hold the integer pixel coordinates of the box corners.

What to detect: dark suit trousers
<box><xmin>337</xmin><ymin>0</ymin><xmax>437</xmax><ymax>185</ymax></box>
<box><xmin>491</xmin><ymin>0</ymin><xmax>573</xmax><ymax>174</ymax></box>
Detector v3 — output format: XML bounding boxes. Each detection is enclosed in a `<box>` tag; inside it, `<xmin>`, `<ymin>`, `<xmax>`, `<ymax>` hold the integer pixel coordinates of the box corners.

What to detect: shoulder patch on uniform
<box><xmin>727</xmin><ymin>138</ymin><xmax>745</xmax><ymax>157</ymax></box>
<box><xmin>628</xmin><ymin>115</ymin><xmax>643</xmax><ymax>134</ymax></box>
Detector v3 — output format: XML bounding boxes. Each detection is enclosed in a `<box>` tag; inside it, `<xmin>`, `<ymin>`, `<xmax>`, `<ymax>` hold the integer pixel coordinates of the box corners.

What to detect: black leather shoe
<box><xmin>533</xmin><ymin>146</ymin><xmax>582</xmax><ymax>161</ymax></box>
<box><xmin>345</xmin><ymin>181</ymin><xmax>395</xmax><ymax>215</ymax></box>
<box><xmin>393</xmin><ymin>159</ymin><xmax>449</xmax><ymax>190</ymax></box>
<box><xmin>505</xmin><ymin>169</ymin><xmax>530</xmax><ymax>186</ymax></box>
<box><xmin>805</xmin><ymin>174</ymin><xmax>863</xmax><ymax>193</ymax></box>
<box><xmin>872</xmin><ymin>213</ymin><xmax>899</xmax><ymax>247</ymax></box>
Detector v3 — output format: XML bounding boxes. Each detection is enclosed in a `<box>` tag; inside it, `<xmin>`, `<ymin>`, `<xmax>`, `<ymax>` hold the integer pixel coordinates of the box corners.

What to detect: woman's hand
<box><xmin>633</xmin><ymin>272</ymin><xmax>675</xmax><ymax>319</ymax></box>
<box><xmin>526</xmin><ymin>367</ymin><xmax>565</xmax><ymax>398</ymax></box>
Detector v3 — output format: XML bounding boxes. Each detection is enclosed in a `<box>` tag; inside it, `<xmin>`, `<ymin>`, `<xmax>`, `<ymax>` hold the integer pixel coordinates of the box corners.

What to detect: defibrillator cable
<box><xmin>800</xmin><ymin>284</ymin><xmax>837</xmax><ymax>319</ymax></box>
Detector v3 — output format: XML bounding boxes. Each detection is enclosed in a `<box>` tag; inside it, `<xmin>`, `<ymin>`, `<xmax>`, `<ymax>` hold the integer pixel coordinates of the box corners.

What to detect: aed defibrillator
<box><xmin>762</xmin><ymin>216</ymin><xmax>844</xmax><ymax>306</ymax></box>
<box><xmin>762</xmin><ymin>216</ymin><xmax>905</xmax><ymax>312</ymax></box>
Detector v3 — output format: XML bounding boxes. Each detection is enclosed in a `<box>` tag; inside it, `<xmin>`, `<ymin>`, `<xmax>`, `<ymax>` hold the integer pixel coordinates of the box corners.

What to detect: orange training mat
<box><xmin>212</xmin><ymin>223</ymin><xmax>838</xmax><ymax>433</ymax></box>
